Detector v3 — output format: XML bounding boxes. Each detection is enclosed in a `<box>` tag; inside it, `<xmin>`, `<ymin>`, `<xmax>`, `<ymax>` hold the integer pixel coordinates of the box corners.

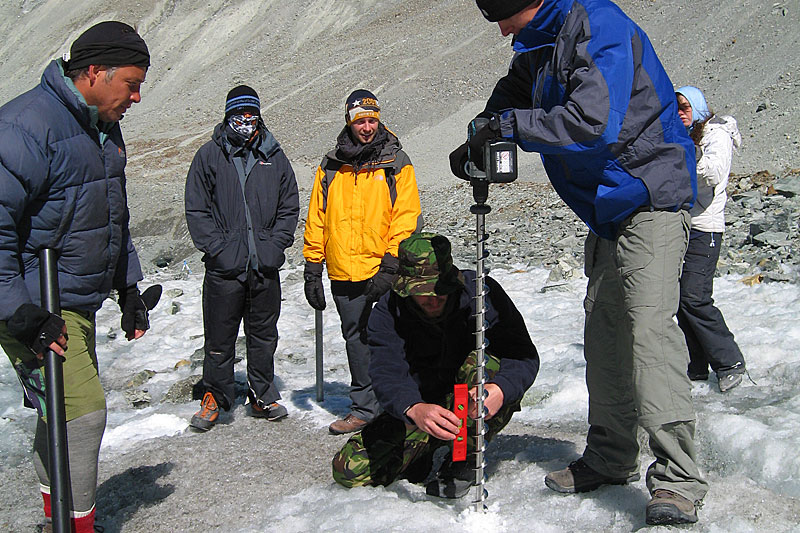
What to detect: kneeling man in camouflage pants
<box><xmin>332</xmin><ymin>233</ymin><xmax>540</xmax><ymax>497</ymax></box>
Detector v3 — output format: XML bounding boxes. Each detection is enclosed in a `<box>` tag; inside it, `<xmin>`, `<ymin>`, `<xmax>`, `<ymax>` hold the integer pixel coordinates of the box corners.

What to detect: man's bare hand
<box><xmin>406</xmin><ymin>403</ymin><xmax>462</xmax><ymax>441</ymax></box>
<box><xmin>468</xmin><ymin>383</ymin><xmax>504</xmax><ymax>420</ymax></box>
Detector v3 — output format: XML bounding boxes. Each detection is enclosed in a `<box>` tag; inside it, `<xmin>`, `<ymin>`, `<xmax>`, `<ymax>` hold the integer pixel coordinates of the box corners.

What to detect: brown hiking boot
<box><xmin>646</xmin><ymin>489</ymin><xmax>698</xmax><ymax>525</ymax></box>
<box><xmin>329</xmin><ymin>414</ymin><xmax>368</xmax><ymax>435</ymax></box>
<box><xmin>190</xmin><ymin>392</ymin><xmax>219</xmax><ymax>431</ymax></box>
<box><xmin>545</xmin><ymin>458</ymin><xmax>640</xmax><ymax>493</ymax></box>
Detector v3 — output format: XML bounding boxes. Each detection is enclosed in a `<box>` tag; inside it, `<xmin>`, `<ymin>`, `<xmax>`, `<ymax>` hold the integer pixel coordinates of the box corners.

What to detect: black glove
<box><xmin>467</xmin><ymin>114</ymin><xmax>502</xmax><ymax>171</ymax></box>
<box><xmin>7</xmin><ymin>303</ymin><xmax>66</xmax><ymax>356</ymax></box>
<box><xmin>364</xmin><ymin>254</ymin><xmax>400</xmax><ymax>303</ymax></box>
<box><xmin>304</xmin><ymin>262</ymin><xmax>326</xmax><ymax>311</ymax></box>
<box><xmin>118</xmin><ymin>284</ymin><xmax>161</xmax><ymax>340</ymax></box>
<box><xmin>449</xmin><ymin>142</ymin><xmax>470</xmax><ymax>181</ymax></box>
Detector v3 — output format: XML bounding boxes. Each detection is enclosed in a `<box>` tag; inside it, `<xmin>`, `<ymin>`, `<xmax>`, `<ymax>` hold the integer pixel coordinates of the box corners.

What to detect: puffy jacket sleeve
<box><xmin>0</xmin><ymin>123</ymin><xmax>48</xmax><ymax>320</ymax></box>
<box><xmin>367</xmin><ymin>295</ymin><xmax>424</xmax><ymax>422</ymax></box>
<box><xmin>111</xmin><ymin>192</ymin><xmax>144</xmax><ymax>290</ymax></box>
<box><xmin>270</xmin><ymin>150</ymin><xmax>300</xmax><ymax>252</ymax></box>
<box><xmin>384</xmin><ymin>156</ymin><xmax>421</xmax><ymax>257</ymax></box>
<box><xmin>491</xmin><ymin>19</ymin><xmax>633</xmax><ymax>155</ymax></box>
<box><xmin>302</xmin><ymin>164</ymin><xmax>327</xmax><ymax>264</ymax></box>
<box><xmin>483</xmin><ymin>275</ymin><xmax>540</xmax><ymax>404</ymax></box>
<box><xmin>697</xmin><ymin>121</ymin><xmax>735</xmax><ymax>188</ymax></box>
<box><xmin>184</xmin><ymin>146</ymin><xmax>225</xmax><ymax>258</ymax></box>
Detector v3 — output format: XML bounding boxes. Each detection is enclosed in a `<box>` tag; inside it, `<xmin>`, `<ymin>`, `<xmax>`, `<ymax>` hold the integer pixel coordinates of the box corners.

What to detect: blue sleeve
<box><xmin>0</xmin><ymin>123</ymin><xmax>47</xmax><ymax>319</ymax></box>
<box><xmin>494</xmin><ymin>11</ymin><xmax>635</xmax><ymax>155</ymax></box>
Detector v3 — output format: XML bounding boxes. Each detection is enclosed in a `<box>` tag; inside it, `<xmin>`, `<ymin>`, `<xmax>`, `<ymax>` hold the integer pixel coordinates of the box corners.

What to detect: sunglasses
<box><xmin>229</xmin><ymin>114</ymin><xmax>258</xmax><ymax>127</ymax></box>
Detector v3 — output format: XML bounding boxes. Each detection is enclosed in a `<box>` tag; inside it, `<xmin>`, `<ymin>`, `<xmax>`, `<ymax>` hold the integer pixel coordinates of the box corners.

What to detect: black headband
<box><xmin>67</xmin><ymin>21</ymin><xmax>150</xmax><ymax>71</ymax></box>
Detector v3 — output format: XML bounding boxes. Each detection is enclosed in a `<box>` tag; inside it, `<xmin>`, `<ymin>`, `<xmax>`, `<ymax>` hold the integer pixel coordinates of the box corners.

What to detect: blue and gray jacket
<box><xmin>488</xmin><ymin>0</ymin><xmax>696</xmax><ymax>239</ymax></box>
<box><xmin>184</xmin><ymin>122</ymin><xmax>299</xmax><ymax>281</ymax></box>
<box><xmin>0</xmin><ymin>60</ymin><xmax>143</xmax><ymax>321</ymax></box>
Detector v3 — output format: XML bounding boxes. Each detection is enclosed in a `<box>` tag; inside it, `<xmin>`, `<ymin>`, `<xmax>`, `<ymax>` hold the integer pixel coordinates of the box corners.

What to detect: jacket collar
<box><xmin>513</xmin><ymin>0</ymin><xmax>572</xmax><ymax>53</ymax></box>
<box><xmin>42</xmin><ymin>59</ymin><xmax>113</xmax><ymax>134</ymax></box>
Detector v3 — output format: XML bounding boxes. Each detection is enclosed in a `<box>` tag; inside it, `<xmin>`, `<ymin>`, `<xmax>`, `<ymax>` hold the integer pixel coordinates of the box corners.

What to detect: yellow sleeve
<box><xmin>302</xmin><ymin>166</ymin><xmax>327</xmax><ymax>263</ymax></box>
<box><xmin>384</xmin><ymin>163</ymin><xmax>422</xmax><ymax>256</ymax></box>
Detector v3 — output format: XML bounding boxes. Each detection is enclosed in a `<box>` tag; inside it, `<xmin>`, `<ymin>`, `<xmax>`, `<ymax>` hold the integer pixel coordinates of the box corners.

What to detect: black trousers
<box><xmin>677</xmin><ymin>231</ymin><xmax>745</xmax><ymax>378</ymax></box>
<box><xmin>202</xmin><ymin>270</ymin><xmax>281</xmax><ymax>410</ymax></box>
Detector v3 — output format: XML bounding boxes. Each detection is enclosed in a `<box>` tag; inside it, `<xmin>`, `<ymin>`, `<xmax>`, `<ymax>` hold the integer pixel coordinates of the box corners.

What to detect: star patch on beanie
<box><xmin>225</xmin><ymin>85</ymin><xmax>261</xmax><ymax>120</ymax></box>
<box><xmin>66</xmin><ymin>21</ymin><xmax>150</xmax><ymax>70</ymax></box>
<box><xmin>345</xmin><ymin>89</ymin><xmax>380</xmax><ymax>125</ymax></box>
<box><xmin>475</xmin><ymin>0</ymin><xmax>539</xmax><ymax>22</ymax></box>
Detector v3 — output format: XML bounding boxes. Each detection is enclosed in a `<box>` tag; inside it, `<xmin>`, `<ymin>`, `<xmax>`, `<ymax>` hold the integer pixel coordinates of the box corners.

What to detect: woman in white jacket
<box><xmin>675</xmin><ymin>86</ymin><xmax>747</xmax><ymax>392</ymax></box>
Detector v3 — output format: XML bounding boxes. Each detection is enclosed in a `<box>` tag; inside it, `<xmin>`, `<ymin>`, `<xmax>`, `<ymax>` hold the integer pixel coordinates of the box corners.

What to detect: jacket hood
<box><xmin>212</xmin><ymin>119</ymin><xmax>280</xmax><ymax>160</ymax></box>
<box><xmin>513</xmin><ymin>0</ymin><xmax>571</xmax><ymax>53</ymax></box>
<box><xmin>708</xmin><ymin>115</ymin><xmax>742</xmax><ymax>150</ymax></box>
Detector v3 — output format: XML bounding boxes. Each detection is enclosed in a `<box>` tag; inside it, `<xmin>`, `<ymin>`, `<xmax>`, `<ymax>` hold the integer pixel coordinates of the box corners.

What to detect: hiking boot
<box><xmin>189</xmin><ymin>392</ymin><xmax>219</xmax><ymax>431</ymax></box>
<box><xmin>645</xmin><ymin>489</ymin><xmax>698</xmax><ymax>525</ymax></box>
<box><xmin>545</xmin><ymin>458</ymin><xmax>640</xmax><ymax>493</ymax></box>
<box><xmin>718</xmin><ymin>372</ymin><xmax>743</xmax><ymax>392</ymax></box>
<box><xmin>249</xmin><ymin>401</ymin><xmax>288</xmax><ymax>421</ymax></box>
<box><xmin>425</xmin><ymin>459</ymin><xmax>476</xmax><ymax>499</ymax></box>
<box><xmin>329</xmin><ymin>414</ymin><xmax>368</xmax><ymax>435</ymax></box>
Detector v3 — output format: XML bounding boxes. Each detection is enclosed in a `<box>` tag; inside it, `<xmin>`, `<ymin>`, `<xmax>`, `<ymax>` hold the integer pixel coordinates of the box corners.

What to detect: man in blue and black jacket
<box><xmin>450</xmin><ymin>0</ymin><xmax>706</xmax><ymax>525</ymax></box>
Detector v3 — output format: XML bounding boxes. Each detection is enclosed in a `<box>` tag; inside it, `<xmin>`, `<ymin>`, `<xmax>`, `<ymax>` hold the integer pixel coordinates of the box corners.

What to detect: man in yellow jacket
<box><xmin>303</xmin><ymin>89</ymin><xmax>421</xmax><ymax>434</ymax></box>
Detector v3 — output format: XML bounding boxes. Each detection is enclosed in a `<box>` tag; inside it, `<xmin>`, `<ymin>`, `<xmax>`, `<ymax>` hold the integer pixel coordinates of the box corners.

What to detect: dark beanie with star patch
<box><xmin>66</xmin><ymin>21</ymin><xmax>150</xmax><ymax>70</ymax></box>
<box><xmin>344</xmin><ymin>89</ymin><xmax>380</xmax><ymax>125</ymax></box>
<box><xmin>475</xmin><ymin>0</ymin><xmax>539</xmax><ymax>22</ymax></box>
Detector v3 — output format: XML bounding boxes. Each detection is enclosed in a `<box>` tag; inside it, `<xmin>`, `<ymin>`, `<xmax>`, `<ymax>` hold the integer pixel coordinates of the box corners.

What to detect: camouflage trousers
<box><xmin>332</xmin><ymin>352</ymin><xmax>520</xmax><ymax>488</ymax></box>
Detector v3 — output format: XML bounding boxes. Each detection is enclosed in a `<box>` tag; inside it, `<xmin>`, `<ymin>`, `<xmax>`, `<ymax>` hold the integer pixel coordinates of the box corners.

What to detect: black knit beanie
<box><xmin>67</xmin><ymin>21</ymin><xmax>150</xmax><ymax>70</ymax></box>
<box><xmin>475</xmin><ymin>0</ymin><xmax>539</xmax><ymax>22</ymax></box>
<box><xmin>224</xmin><ymin>85</ymin><xmax>261</xmax><ymax>120</ymax></box>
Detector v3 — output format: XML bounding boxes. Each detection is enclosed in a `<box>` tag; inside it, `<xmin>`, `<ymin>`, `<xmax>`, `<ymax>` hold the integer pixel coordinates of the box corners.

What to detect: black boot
<box><xmin>425</xmin><ymin>459</ymin><xmax>476</xmax><ymax>499</ymax></box>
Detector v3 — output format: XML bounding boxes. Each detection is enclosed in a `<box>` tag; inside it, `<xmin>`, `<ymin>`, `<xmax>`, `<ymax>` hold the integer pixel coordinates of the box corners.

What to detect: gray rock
<box><xmin>124</xmin><ymin>389</ymin><xmax>152</xmax><ymax>409</ymax></box>
<box><xmin>162</xmin><ymin>375</ymin><xmax>202</xmax><ymax>404</ymax></box>
<box><xmin>772</xmin><ymin>176</ymin><xmax>800</xmax><ymax>197</ymax></box>
<box><xmin>126</xmin><ymin>370</ymin><xmax>156</xmax><ymax>389</ymax></box>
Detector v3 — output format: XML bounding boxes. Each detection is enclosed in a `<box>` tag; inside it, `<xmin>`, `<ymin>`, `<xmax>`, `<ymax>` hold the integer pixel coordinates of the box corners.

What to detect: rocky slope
<box><xmin>0</xmin><ymin>0</ymin><xmax>797</xmax><ymax>275</ymax></box>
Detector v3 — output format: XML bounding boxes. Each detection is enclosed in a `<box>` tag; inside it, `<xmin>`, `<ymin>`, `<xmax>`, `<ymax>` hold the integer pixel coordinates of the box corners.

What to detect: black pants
<box><xmin>202</xmin><ymin>270</ymin><xmax>281</xmax><ymax>410</ymax></box>
<box><xmin>677</xmin><ymin>231</ymin><xmax>745</xmax><ymax>378</ymax></box>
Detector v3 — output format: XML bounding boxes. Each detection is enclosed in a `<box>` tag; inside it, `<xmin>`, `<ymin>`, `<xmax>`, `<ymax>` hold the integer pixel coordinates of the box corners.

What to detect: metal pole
<box><xmin>39</xmin><ymin>248</ymin><xmax>71</xmax><ymax>533</ymax></box>
<box><xmin>315</xmin><ymin>309</ymin><xmax>324</xmax><ymax>402</ymax></box>
<box><xmin>470</xmin><ymin>201</ymin><xmax>491</xmax><ymax>512</ymax></box>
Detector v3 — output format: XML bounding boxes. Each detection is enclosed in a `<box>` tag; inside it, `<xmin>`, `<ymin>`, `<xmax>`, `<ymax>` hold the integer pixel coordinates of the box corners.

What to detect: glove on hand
<box><xmin>364</xmin><ymin>254</ymin><xmax>400</xmax><ymax>302</ymax></box>
<box><xmin>449</xmin><ymin>142</ymin><xmax>470</xmax><ymax>181</ymax></box>
<box><xmin>7</xmin><ymin>303</ymin><xmax>66</xmax><ymax>356</ymax></box>
<box><xmin>467</xmin><ymin>114</ymin><xmax>502</xmax><ymax>171</ymax></box>
<box><xmin>304</xmin><ymin>261</ymin><xmax>326</xmax><ymax>311</ymax></box>
<box><xmin>119</xmin><ymin>284</ymin><xmax>161</xmax><ymax>340</ymax></box>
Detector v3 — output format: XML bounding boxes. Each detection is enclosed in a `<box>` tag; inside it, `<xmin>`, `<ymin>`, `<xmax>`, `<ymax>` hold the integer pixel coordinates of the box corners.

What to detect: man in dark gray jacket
<box><xmin>185</xmin><ymin>85</ymin><xmax>299</xmax><ymax>431</ymax></box>
<box><xmin>0</xmin><ymin>21</ymin><xmax>153</xmax><ymax>532</ymax></box>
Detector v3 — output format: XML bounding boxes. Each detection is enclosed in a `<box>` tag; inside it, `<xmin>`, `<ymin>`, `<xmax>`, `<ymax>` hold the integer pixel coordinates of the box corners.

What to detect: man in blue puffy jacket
<box><xmin>0</xmin><ymin>21</ymin><xmax>153</xmax><ymax>532</ymax></box>
<box><xmin>451</xmin><ymin>0</ymin><xmax>706</xmax><ymax>525</ymax></box>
